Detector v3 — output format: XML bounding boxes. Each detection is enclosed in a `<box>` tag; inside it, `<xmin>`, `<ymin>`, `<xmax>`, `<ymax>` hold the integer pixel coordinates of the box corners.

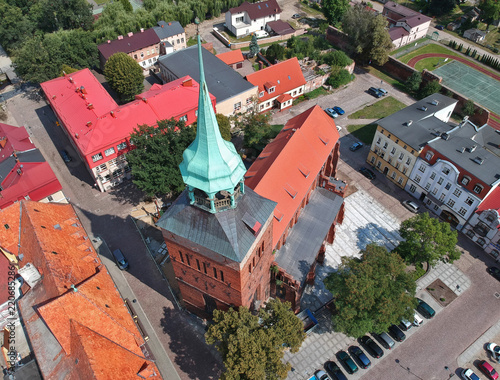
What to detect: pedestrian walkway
<box><xmin>458</xmin><ymin>319</ymin><xmax>500</xmax><ymax>367</ymax></box>
<box><xmin>417</xmin><ymin>261</ymin><xmax>471</xmax><ymax>295</ymax></box>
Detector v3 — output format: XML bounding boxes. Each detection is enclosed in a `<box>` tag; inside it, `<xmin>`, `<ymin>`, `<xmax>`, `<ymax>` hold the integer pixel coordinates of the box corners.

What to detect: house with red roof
<box><xmin>41</xmin><ymin>68</ymin><xmax>214</xmax><ymax>192</ymax></box>
<box><xmin>383</xmin><ymin>1</ymin><xmax>431</xmax><ymax>47</ymax></box>
<box><xmin>216</xmin><ymin>49</ymin><xmax>245</xmax><ymax>70</ymax></box>
<box><xmin>245</xmin><ymin>57</ymin><xmax>306</xmax><ymax>113</ymax></box>
<box><xmin>0</xmin><ymin>201</ymin><xmax>160</xmax><ymax>378</ymax></box>
<box><xmin>0</xmin><ymin>123</ymin><xmax>65</xmax><ymax>208</ymax></box>
<box><xmin>225</xmin><ymin>0</ymin><xmax>282</xmax><ymax>38</ymax></box>
<box><xmin>98</xmin><ymin>28</ymin><xmax>160</xmax><ymax>71</ymax></box>
<box><xmin>245</xmin><ymin>105</ymin><xmax>346</xmax><ymax>310</ymax></box>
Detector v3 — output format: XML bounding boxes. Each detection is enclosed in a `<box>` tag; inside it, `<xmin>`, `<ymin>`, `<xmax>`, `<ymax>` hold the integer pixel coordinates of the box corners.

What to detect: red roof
<box><xmin>0</xmin><ymin>203</ymin><xmax>20</xmax><ymax>255</ymax></box>
<box><xmin>41</xmin><ymin>69</ymin><xmax>214</xmax><ymax>168</ymax></box>
<box><xmin>0</xmin><ymin>253</ymin><xmax>10</xmax><ymax>304</ymax></box>
<box><xmin>245</xmin><ymin>106</ymin><xmax>340</xmax><ymax>248</ymax></box>
<box><xmin>229</xmin><ymin>0</ymin><xmax>282</xmax><ymax>18</ymax></box>
<box><xmin>246</xmin><ymin>58</ymin><xmax>306</xmax><ymax>103</ymax></box>
<box><xmin>216</xmin><ymin>49</ymin><xmax>244</xmax><ymax>66</ymax></box>
<box><xmin>98</xmin><ymin>29</ymin><xmax>160</xmax><ymax>61</ymax></box>
<box><xmin>477</xmin><ymin>186</ymin><xmax>500</xmax><ymax>213</ymax></box>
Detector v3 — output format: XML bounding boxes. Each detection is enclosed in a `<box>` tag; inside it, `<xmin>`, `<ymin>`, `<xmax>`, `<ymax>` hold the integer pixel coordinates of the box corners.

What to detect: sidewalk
<box><xmin>458</xmin><ymin>319</ymin><xmax>500</xmax><ymax>367</ymax></box>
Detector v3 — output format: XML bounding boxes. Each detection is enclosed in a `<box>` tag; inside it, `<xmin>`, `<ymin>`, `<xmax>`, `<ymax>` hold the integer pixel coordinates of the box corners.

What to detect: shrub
<box><xmin>326</xmin><ymin>68</ymin><xmax>352</xmax><ymax>88</ymax></box>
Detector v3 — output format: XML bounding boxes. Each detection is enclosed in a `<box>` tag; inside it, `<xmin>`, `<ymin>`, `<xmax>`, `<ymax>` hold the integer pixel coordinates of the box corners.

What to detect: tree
<box><xmin>323</xmin><ymin>244</ymin><xmax>416</xmax><ymax>338</ymax></box>
<box><xmin>405</xmin><ymin>71</ymin><xmax>422</xmax><ymax>94</ymax></box>
<box><xmin>104</xmin><ymin>52</ymin><xmax>144</xmax><ymax>101</ymax></box>
<box><xmin>322</xmin><ymin>50</ymin><xmax>352</xmax><ymax>67</ymax></box>
<box><xmin>428</xmin><ymin>0</ymin><xmax>456</xmax><ymax>16</ymax></box>
<box><xmin>265</xmin><ymin>43</ymin><xmax>285</xmax><ymax>63</ymax></box>
<box><xmin>326</xmin><ymin>68</ymin><xmax>351</xmax><ymax>88</ymax></box>
<box><xmin>419</xmin><ymin>80</ymin><xmax>442</xmax><ymax>99</ymax></box>
<box><xmin>249</xmin><ymin>34</ymin><xmax>260</xmax><ymax>58</ymax></box>
<box><xmin>479</xmin><ymin>0</ymin><xmax>500</xmax><ymax>29</ymax></box>
<box><xmin>0</xmin><ymin>2</ymin><xmax>35</xmax><ymax>53</ymax></box>
<box><xmin>126</xmin><ymin>118</ymin><xmax>195</xmax><ymax>197</ymax></box>
<box><xmin>205</xmin><ymin>299</ymin><xmax>305</xmax><ymax>380</ymax></box>
<box><xmin>237</xmin><ymin>110</ymin><xmax>273</xmax><ymax>153</ymax></box>
<box><xmin>119</xmin><ymin>0</ymin><xmax>133</xmax><ymax>12</ymax></box>
<box><xmin>322</xmin><ymin>0</ymin><xmax>349</xmax><ymax>25</ymax></box>
<box><xmin>342</xmin><ymin>5</ymin><xmax>393</xmax><ymax>65</ymax></box>
<box><xmin>396</xmin><ymin>212</ymin><xmax>461</xmax><ymax>266</ymax></box>
<box><xmin>35</xmin><ymin>0</ymin><xmax>94</xmax><ymax>33</ymax></box>
<box><xmin>462</xmin><ymin>99</ymin><xmax>475</xmax><ymax>116</ymax></box>
<box><xmin>191</xmin><ymin>113</ymin><xmax>232</xmax><ymax>141</ymax></box>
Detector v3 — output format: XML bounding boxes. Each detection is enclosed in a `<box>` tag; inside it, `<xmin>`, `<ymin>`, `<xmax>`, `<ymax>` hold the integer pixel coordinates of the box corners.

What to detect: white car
<box><xmin>413</xmin><ymin>313</ymin><xmax>423</xmax><ymax>327</ymax></box>
<box><xmin>487</xmin><ymin>342</ymin><xmax>500</xmax><ymax>362</ymax></box>
<box><xmin>402</xmin><ymin>200</ymin><xmax>420</xmax><ymax>213</ymax></box>
<box><xmin>461</xmin><ymin>368</ymin><xmax>481</xmax><ymax>380</ymax></box>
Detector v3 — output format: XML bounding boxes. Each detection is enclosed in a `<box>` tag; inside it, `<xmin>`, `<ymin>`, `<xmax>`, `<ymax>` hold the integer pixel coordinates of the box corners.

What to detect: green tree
<box><xmin>265</xmin><ymin>43</ymin><xmax>285</xmax><ymax>63</ymax></box>
<box><xmin>322</xmin><ymin>50</ymin><xmax>352</xmax><ymax>67</ymax></box>
<box><xmin>119</xmin><ymin>0</ymin><xmax>133</xmax><ymax>12</ymax></box>
<box><xmin>326</xmin><ymin>68</ymin><xmax>351</xmax><ymax>88</ymax></box>
<box><xmin>205</xmin><ymin>299</ymin><xmax>305</xmax><ymax>380</ymax></box>
<box><xmin>462</xmin><ymin>99</ymin><xmax>475</xmax><ymax>116</ymax></box>
<box><xmin>324</xmin><ymin>244</ymin><xmax>416</xmax><ymax>338</ymax></box>
<box><xmin>249</xmin><ymin>34</ymin><xmax>260</xmax><ymax>57</ymax></box>
<box><xmin>396</xmin><ymin>212</ymin><xmax>461</xmax><ymax>266</ymax></box>
<box><xmin>0</xmin><ymin>2</ymin><xmax>35</xmax><ymax>53</ymax></box>
<box><xmin>35</xmin><ymin>0</ymin><xmax>93</xmax><ymax>33</ymax></box>
<box><xmin>237</xmin><ymin>110</ymin><xmax>273</xmax><ymax>152</ymax></box>
<box><xmin>405</xmin><ymin>71</ymin><xmax>422</xmax><ymax>94</ymax></box>
<box><xmin>419</xmin><ymin>80</ymin><xmax>442</xmax><ymax>99</ymax></box>
<box><xmin>428</xmin><ymin>0</ymin><xmax>456</xmax><ymax>16</ymax></box>
<box><xmin>191</xmin><ymin>113</ymin><xmax>232</xmax><ymax>141</ymax></box>
<box><xmin>104</xmin><ymin>52</ymin><xmax>144</xmax><ymax>101</ymax></box>
<box><xmin>479</xmin><ymin>0</ymin><xmax>500</xmax><ymax>29</ymax></box>
<box><xmin>322</xmin><ymin>0</ymin><xmax>349</xmax><ymax>25</ymax></box>
<box><xmin>126</xmin><ymin>118</ymin><xmax>195</xmax><ymax>197</ymax></box>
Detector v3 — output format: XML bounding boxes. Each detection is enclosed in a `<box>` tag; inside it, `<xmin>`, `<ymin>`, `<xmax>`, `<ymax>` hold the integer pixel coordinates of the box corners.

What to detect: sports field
<box><xmin>433</xmin><ymin>60</ymin><xmax>500</xmax><ymax>115</ymax></box>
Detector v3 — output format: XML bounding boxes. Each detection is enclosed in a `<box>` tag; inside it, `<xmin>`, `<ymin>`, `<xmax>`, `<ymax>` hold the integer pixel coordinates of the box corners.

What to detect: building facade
<box><xmin>383</xmin><ymin>1</ymin><xmax>431</xmax><ymax>47</ymax></box>
<box><xmin>153</xmin><ymin>20</ymin><xmax>186</xmax><ymax>55</ymax></box>
<box><xmin>225</xmin><ymin>0</ymin><xmax>282</xmax><ymax>38</ymax></box>
<box><xmin>463</xmin><ymin>206</ymin><xmax>500</xmax><ymax>260</ymax></box>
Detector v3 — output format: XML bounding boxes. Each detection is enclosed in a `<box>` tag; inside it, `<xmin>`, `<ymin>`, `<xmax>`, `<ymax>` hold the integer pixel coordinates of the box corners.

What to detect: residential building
<box><xmin>216</xmin><ymin>49</ymin><xmax>245</xmax><ymax>70</ymax></box>
<box><xmin>383</xmin><ymin>1</ymin><xmax>431</xmax><ymax>47</ymax></box>
<box><xmin>153</xmin><ymin>20</ymin><xmax>186</xmax><ymax>55</ymax></box>
<box><xmin>158</xmin><ymin>45</ymin><xmax>257</xmax><ymax>116</ymax></box>
<box><xmin>245</xmin><ymin>105</ymin><xmax>346</xmax><ymax>311</ymax></box>
<box><xmin>464</xmin><ymin>28</ymin><xmax>486</xmax><ymax>43</ymax></box>
<box><xmin>225</xmin><ymin>0</ymin><xmax>282</xmax><ymax>38</ymax></box>
<box><xmin>0</xmin><ymin>201</ymin><xmax>160</xmax><ymax>378</ymax></box>
<box><xmin>367</xmin><ymin>94</ymin><xmax>457</xmax><ymax>189</ymax></box>
<box><xmin>245</xmin><ymin>57</ymin><xmax>306</xmax><ymax>113</ymax></box>
<box><xmin>98</xmin><ymin>28</ymin><xmax>160</xmax><ymax>71</ymax></box>
<box><xmin>265</xmin><ymin>20</ymin><xmax>295</xmax><ymax>36</ymax></box>
<box><xmin>41</xmin><ymin>68</ymin><xmax>213</xmax><ymax>192</ymax></box>
<box><xmin>0</xmin><ymin>123</ymin><xmax>65</xmax><ymax>208</ymax></box>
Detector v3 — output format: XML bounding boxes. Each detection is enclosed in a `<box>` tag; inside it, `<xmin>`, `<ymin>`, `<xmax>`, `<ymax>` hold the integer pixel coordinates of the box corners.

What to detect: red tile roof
<box><xmin>0</xmin><ymin>253</ymin><xmax>10</xmax><ymax>304</ymax></box>
<box><xmin>0</xmin><ymin>202</ymin><xmax>21</xmax><ymax>256</ymax></box>
<box><xmin>229</xmin><ymin>0</ymin><xmax>282</xmax><ymax>19</ymax></box>
<box><xmin>266</xmin><ymin>20</ymin><xmax>295</xmax><ymax>35</ymax></box>
<box><xmin>477</xmin><ymin>187</ymin><xmax>500</xmax><ymax>214</ymax></box>
<box><xmin>98</xmin><ymin>29</ymin><xmax>160</xmax><ymax>61</ymax></box>
<box><xmin>245</xmin><ymin>106</ymin><xmax>340</xmax><ymax>248</ymax></box>
<box><xmin>216</xmin><ymin>49</ymin><xmax>244</xmax><ymax>66</ymax></box>
<box><xmin>41</xmin><ymin>69</ymin><xmax>214</xmax><ymax>168</ymax></box>
<box><xmin>246</xmin><ymin>58</ymin><xmax>306</xmax><ymax>103</ymax></box>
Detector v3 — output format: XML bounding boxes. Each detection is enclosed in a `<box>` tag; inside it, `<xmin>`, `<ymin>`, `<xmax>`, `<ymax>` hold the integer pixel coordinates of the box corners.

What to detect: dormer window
<box><xmin>268</xmin><ymin>86</ymin><xmax>275</xmax><ymax>93</ymax></box>
<box><xmin>442</xmin><ymin>167</ymin><xmax>450</xmax><ymax>175</ymax></box>
<box><xmin>461</xmin><ymin>176</ymin><xmax>470</xmax><ymax>186</ymax></box>
<box><xmin>259</xmin><ymin>91</ymin><xmax>264</xmax><ymax>98</ymax></box>
<box><xmin>473</xmin><ymin>184</ymin><xmax>483</xmax><ymax>194</ymax></box>
<box><xmin>425</xmin><ymin>151</ymin><xmax>434</xmax><ymax>161</ymax></box>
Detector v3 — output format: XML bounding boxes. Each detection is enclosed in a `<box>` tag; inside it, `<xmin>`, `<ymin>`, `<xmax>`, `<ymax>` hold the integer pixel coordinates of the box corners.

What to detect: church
<box><xmin>157</xmin><ymin>36</ymin><xmax>346</xmax><ymax>316</ymax></box>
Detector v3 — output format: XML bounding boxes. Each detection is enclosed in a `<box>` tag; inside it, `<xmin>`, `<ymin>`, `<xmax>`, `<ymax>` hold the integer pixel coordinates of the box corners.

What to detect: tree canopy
<box><xmin>104</xmin><ymin>52</ymin><xmax>144</xmax><ymax>101</ymax></box>
<box><xmin>205</xmin><ymin>299</ymin><xmax>305</xmax><ymax>380</ymax></box>
<box><xmin>405</xmin><ymin>71</ymin><xmax>422</xmax><ymax>95</ymax></box>
<box><xmin>419</xmin><ymin>80</ymin><xmax>442</xmax><ymax>99</ymax></box>
<box><xmin>265</xmin><ymin>43</ymin><xmax>285</xmax><ymax>63</ymax></box>
<box><xmin>462</xmin><ymin>99</ymin><xmax>475</xmax><ymax>116</ymax></box>
<box><xmin>249</xmin><ymin>34</ymin><xmax>260</xmax><ymax>57</ymax></box>
<box><xmin>396</xmin><ymin>212</ymin><xmax>461</xmax><ymax>266</ymax></box>
<box><xmin>479</xmin><ymin>0</ymin><xmax>500</xmax><ymax>28</ymax></box>
<box><xmin>322</xmin><ymin>0</ymin><xmax>350</xmax><ymax>26</ymax></box>
<box><xmin>236</xmin><ymin>109</ymin><xmax>277</xmax><ymax>153</ymax></box>
<box><xmin>326</xmin><ymin>68</ymin><xmax>351</xmax><ymax>88</ymax></box>
<box><xmin>126</xmin><ymin>118</ymin><xmax>195</xmax><ymax>197</ymax></box>
<box><xmin>324</xmin><ymin>244</ymin><xmax>416</xmax><ymax>338</ymax></box>
<box><xmin>191</xmin><ymin>113</ymin><xmax>232</xmax><ymax>141</ymax></box>
<box><xmin>342</xmin><ymin>4</ymin><xmax>393</xmax><ymax>65</ymax></box>
<box><xmin>428</xmin><ymin>0</ymin><xmax>456</xmax><ymax>16</ymax></box>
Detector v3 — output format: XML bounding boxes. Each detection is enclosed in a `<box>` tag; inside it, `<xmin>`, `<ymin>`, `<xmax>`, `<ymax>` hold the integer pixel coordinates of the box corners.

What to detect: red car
<box><xmin>479</xmin><ymin>360</ymin><xmax>499</xmax><ymax>380</ymax></box>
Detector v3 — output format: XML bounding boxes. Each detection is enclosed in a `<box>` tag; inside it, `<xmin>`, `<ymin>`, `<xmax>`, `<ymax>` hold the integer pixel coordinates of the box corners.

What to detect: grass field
<box><xmin>414</xmin><ymin>57</ymin><xmax>448</xmax><ymax>72</ymax></box>
<box><xmin>349</xmin><ymin>97</ymin><xmax>406</xmax><ymax>120</ymax></box>
<box><xmin>347</xmin><ymin>124</ymin><xmax>378</xmax><ymax>144</ymax></box>
<box><xmin>364</xmin><ymin>66</ymin><xmax>405</xmax><ymax>89</ymax></box>
<box><xmin>399</xmin><ymin>44</ymin><xmax>463</xmax><ymax>65</ymax></box>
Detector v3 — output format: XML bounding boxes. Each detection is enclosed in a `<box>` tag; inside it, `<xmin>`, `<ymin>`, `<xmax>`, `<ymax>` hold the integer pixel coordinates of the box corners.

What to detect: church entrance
<box><xmin>203</xmin><ymin>294</ymin><xmax>217</xmax><ymax>316</ymax></box>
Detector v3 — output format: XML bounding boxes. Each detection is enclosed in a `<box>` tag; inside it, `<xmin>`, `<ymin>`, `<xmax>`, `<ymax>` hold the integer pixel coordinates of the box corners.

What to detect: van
<box><xmin>376</xmin><ymin>332</ymin><xmax>395</xmax><ymax>350</ymax></box>
<box><xmin>112</xmin><ymin>248</ymin><xmax>129</xmax><ymax>270</ymax></box>
<box><xmin>416</xmin><ymin>298</ymin><xmax>435</xmax><ymax>319</ymax></box>
<box><xmin>413</xmin><ymin>313</ymin><xmax>424</xmax><ymax>326</ymax></box>
<box><xmin>254</xmin><ymin>30</ymin><xmax>269</xmax><ymax>38</ymax></box>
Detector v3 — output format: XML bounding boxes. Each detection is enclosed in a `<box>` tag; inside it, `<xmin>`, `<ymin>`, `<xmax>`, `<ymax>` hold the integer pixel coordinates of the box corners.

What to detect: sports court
<box><xmin>433</xmin><ymin>60</ymin><xmax>500</xmax><ymax>115</ymax></box>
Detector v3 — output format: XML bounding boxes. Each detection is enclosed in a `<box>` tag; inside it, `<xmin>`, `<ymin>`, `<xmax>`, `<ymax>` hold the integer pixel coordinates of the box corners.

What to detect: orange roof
<box><xmin>245</xmin><ymin>106</ymin><xmax>339</xmax><ymax>248</ymax></box>
<box><xmin>0</xmin><ymin>202</ymin><xmax>21</xmax><ymax>255</ymax></box>
<box><xmin>246</xmin><ymin>58</ymin><xmax>306</xmax><ymax>102</ymax></box>
<box><xmin>216</xmin><ymin>49</ymin><xmax>244</xmax><ymax>66</ymax></box>
<box><xmin>277</xmin><ymin>93</ymin><xmax>292</xmax><ymax>103</ymax></box>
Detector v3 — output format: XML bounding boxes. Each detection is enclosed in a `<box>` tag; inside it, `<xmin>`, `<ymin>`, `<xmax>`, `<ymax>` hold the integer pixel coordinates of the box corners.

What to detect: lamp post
<box><xmin>444</xmin><ymin>366</ymin><xmax>455</xmax><ymax>378</ymax></box>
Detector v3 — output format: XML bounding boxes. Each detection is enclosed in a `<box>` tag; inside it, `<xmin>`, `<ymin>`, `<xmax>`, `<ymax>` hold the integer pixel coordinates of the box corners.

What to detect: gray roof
<box><xmin>156</xmin><ymin>188</ymin><xmax>277</xmax><ymax>263</ymax></box>
<box><xmin>0</xmin><ymin>149</ymin><xmax>45</xmax><ymax>181</ymax></box>
<box><xmin>275</xmin><ymin>188</ymin><xmax>344</xmax><ymax>285</ymax></box>
<box><xmin>158</xmin><ymin>46</ymin><xmax>256</xmax><ymax>103</ymax></box>
<box><xmin>378</xmin><ymin>94</ymin><xmax>457</xmax><ymax>150</ymax></box>
<box><xmin>428</xmin><ymin>121</ymin><xmax>500</xmax><ymax>185</ymax></box>
<box><xmin>153</xmin><ymin>21</ymin><xmax>184</xmax><ymax>40</ymax></box>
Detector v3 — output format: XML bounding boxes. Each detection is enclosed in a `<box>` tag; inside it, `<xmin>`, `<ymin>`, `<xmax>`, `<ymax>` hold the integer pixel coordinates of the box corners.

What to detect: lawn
<box><xmin>414</xmin><ymin>57</ymin><xmax>448</xmax><ymax>72</ymax></box>
<box><xmin>399</xmin><ymin>43</ymin><xmax>463</xmax><ymax>65</ymax></box>
<box><xmin>346</xmin><ymin>123</ymin><xmax>378</xmax><ymax>145</ymax></box>
<box><xmin>348</xmin><ymin>96</ymin><xmax>406</xmax><ymax>120</ymax></box>
<box><xmin>364</xmin><ymin>66</ymin><xmax>405</xmax><ymax>89</ymax></box>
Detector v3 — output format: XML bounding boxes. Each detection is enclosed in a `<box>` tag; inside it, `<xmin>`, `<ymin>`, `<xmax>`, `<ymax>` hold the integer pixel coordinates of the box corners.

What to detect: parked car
<box><xmin>336</xmin><ymin>350</ymin><xmax>358</xmax><ymax>374</ymax></box>
<box><xmin>400</xmin><ymin>319</ymin><xmax>412</xmax><ymax>331</ymax></box>
<box><xmin>360</xmin><ymin>336</ymin><xmax>383</xmax><ymax>358</ymax></box>
<box><xmin>487</xmin><ymin>343</ymin><xmax>500</xmax><ymax>362</ymax></box>
<box><xmin>314</xmin><ymin>370</ymin><xmax>331</xmax><ymax>380</ymax></box>
<box><xmin>324</xmin><ymin>361</ymin><xmax>348</xmax><ymax>380</ymax></box>
<box><xmin>377</xmin><ymin>88</ymin><xmax>388</xmax><ymax>96</ymax></box>
<box><xmin>416</xmin><ymin>298</ymin><xmax>435</xmax><ymax>319</ymax></box>
<box><xmin>292</xmin><ymin>13</ymin><xmax>302</xmax><ymax>19</ymax></box>
<box><xmin>479</xmin><ymin>360</ymin><xmax>499</xmax><ymax>380</ymax></box>
<box><xmin>413</xmin><ymin>313</ymin><xmax>424</xmax><ymax>327</ymax></box>
<box><xmin>436</xmin><ymin>25</ymin><xmax>445</xmax><ymax>30</ymax></box>
<box><xmin>60</xmin><ymin>149</ymin><xmax>72</xmax><ymax>163</ymax></box>
<box><xmin>333</xmin><ymin>106</ymin><xmax>345</xmax><ymax>115</ymax></box>
<box><xmin>368</xmin><ymin>87</ymin><xmax>383</xmax><ymax>98</ymax></box>
<box><xmin>461</xmin><ymin>368</ymin><xmax>481</xmax><ymax>380</ymax></box>
<box><xmin>487</xmin><ymin>267</ymin><xmax>500</xmax><ymax>281</ymax></box>
<box><xmin>112</xmin><ymin>248</ymin><xmax>129</xmax><ymax>270</ymax></box>
<box><xmin>359</xmin><ymin>167</ymin><xmax>376</xmax><ymax>180</ymax></box>
<box><xmin>374</xmin><ymin>332</ymin><xmax>395</xmax><ymax>350</ymax></box>
<box><xmin>402</xmin><ymin>200</ymin><xmax>420</xmax><ymax>213</ymax></box>
<box><xmin>348</xmin><ymin>346</ymin><xmax>371</xmax><ymax>369</ymax></box>
<box><xmin>349</xmin><ymin>142</ymin><xmax>363</xmax><ymax>151</ymax></box>
<box><xmin>388</xmin><ymin>324</ymin><xmax>406</xmax><ymax>342</ymax></box>
<box><xmin>336</xmin><ymin>125</ymin><xmax>342</xmax><ymax>132</ymax></box>
<box><xmin>325</xmin><ymin>108</ymin><xmax>339</xmax><ymax>118</ymax></box>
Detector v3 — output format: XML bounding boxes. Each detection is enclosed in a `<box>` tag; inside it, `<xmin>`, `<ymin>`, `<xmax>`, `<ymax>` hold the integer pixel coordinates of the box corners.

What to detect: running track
<box><xmin>407</xmin><ymin>53</ymin><xmax>500</xmax><ymax>129</ymax></box>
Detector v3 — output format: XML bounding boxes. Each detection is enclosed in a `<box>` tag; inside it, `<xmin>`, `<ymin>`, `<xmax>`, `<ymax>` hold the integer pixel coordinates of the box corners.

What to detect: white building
<box><xmin>225</xmin><ymin>0</ymin><xmax>282</xmax><ymax>38</ymax></box>
<box><xmin>384</xmin><ymin>1</ymin><xmax>431</xmax><ymax>47</ymax></box>
<box><xmin>463</xmin><ymin>208</ymin><xmax>500</xmax><ymax>260</ymax></box>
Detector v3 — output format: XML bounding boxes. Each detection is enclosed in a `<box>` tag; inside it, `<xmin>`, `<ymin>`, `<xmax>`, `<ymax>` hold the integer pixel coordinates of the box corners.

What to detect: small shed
<box><xmin>463</xmin><ymin>28</ymin><xmax>486</xmax><ymax>43</ymax></box>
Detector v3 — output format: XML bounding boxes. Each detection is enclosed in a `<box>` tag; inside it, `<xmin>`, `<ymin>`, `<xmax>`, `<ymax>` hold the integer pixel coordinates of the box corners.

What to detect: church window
<box><xmin>203</xmin><ymin>262</ymin><xmax>207</xmax><ymax>274</ymax></box>
<box><xmin>179</xmin><ymin>251</ymin><xmax>184</xmax><ymax>263</ymax></box>
<box><xmin>213</xmin><ymin>267</ymin><xmax>218</xmax><ymax>279</ymax></box>
<box><xmin>196</xmin><ymin>259</ymin><xmax>201</xmax><ymax>271</ymax></box>
<box><xmin>220</xmin><ymin>270</ymin><xmax>224</xmax><ymax>282</ymax></box>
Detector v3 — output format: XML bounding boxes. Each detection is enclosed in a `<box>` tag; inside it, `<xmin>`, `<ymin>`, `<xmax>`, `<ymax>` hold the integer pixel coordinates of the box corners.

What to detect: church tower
<box><xmin>157</xmin><ymin>34</ymin><xmax>276</xmax><ymax>316</ymax></box>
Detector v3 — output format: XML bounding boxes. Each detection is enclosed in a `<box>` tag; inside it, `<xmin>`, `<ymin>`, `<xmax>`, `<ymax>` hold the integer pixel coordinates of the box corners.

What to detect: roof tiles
<box><xmin>229</xmin><ymin>0</ymin><xmax>282</xmax><ymax>19</ymax></box>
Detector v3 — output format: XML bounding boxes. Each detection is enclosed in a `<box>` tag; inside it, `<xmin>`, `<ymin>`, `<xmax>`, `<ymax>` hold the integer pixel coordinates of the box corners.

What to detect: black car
<box><xmin>388</xmin><ymin>324</ymin><xmax>406</xmax><ymax>342</ymax></box>
<box><xmin>436</xmin><ymin>25</ymin><xmax>444</xmax><ymax>30</ymax></box>
<box><xmin>360</xmin><ymin>336</ymin><xmax>384</xmax><ymax>359</ymax></box>
<box><xmin>292</xmin><ymin>13</ymin><xmax>301</xmax><ymax>19</ymax></box>
<box><xmin>324</xmin><ymin>361</ymin><xmax>348</xmax><ymax>380</ymax></box>
<box><xmin>359</xmin><ymin>167</ymin><xmax>376</xmax><ymax>180</ymax></box>
<box><xmin>349</xmin><ymin>142</ymin><xmax>363</xmax><ymax>151</ymax></box>
<box><xmin>348</xmin><ymin>346</ymin><xmax>371</xmax><ymax>369</ymax></box>
<box><xmin>60</xmin><ymin>149</ymin><xmax>72</xmax><ymax>163</ymax></box>
<box><xmin>488</xmin><ymin>267</ymin><xmax>500</xmax><ymax>281</ymax></box>
<box><xmin>368</xmin><ymin>87</ymin><xmax>382</xmax><ymax>98</ymax></box>
<box><xmin>336</xmin><ymin>350</ymin><xmax>358</xmax><ymax>374</ymax></box>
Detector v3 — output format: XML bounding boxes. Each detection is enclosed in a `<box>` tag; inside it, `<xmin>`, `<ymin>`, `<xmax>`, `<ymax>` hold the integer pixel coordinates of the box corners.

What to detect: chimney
<box><xmin>80</xmin><ymin>86</ymin><xmax>87</xmax><ymax>94</ymax></box>
<box><xmin>127</xmin><ymin>32</ymin><xmax>133</xmax><ymax>37</ymax></box>
<box><xmin>86</xmin><ymin>121</ymin><xmax>92</xmax><ymax>127</ymax></box>
<box><xmin>182</xmin><ymin>79</ymin><xmax>193</xmax><ymax>87</ymax></box>
<box><xmin>87</xmin><ymin>104</ymin><xmax>94</xmax><ymax>110</ymax></box>
<box><xmin>52</xmin><ymin>95</ymin><xmax>56</xmax><ymax>100</ymax></box>
<box><xmin>110</xmin><ymin>111</ymin><xmax>117</xmax><ymax>118</ymax></box>
<box><xmin>118</xmin><ymin>35</ymin><xmax>124</xmax><ymax>40</ymax></box>
<box><xmin>161</xmin><ymin>24</ymin><xmax>164</xmax><ymax>28</ymax></box>
<box><xmin>141</xmin><ymin>28</ymin><xmax>144</xmax><ymax>33</ymax></box>
<box><xmin>69</xmin><ymin>77</ymin><xmax>73</xmax><ymax>83</ymax></box>
<box><xmin>75</xmin><ymin>133</ymin><xmax>79</xmax><ymax>139</ymax></box>
<box><xmin>17</xmin><ymin>166</ymin><xmax>23</xmax><ymax>176</ymax></box>
<box><xmin>168</xmin><ymin>22</ymin><xmax>171</xmax><ymax>26</ymax></box>
<box><xmin>107</xmin><ymin>40</ymin><xmax>111</xmax><ymax>44</ymax></box>
<box><xmin>142</xmin><ymin>97</ymin><xmax>148</xmax><ymax>103</ymax></box>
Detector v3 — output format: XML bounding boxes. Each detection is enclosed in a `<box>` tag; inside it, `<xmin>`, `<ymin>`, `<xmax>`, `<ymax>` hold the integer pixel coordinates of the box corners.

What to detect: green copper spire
<box><xmin>179</xmin><ymin>33</ymin><xmax>247</xmax><ymax>213</ymax></box>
